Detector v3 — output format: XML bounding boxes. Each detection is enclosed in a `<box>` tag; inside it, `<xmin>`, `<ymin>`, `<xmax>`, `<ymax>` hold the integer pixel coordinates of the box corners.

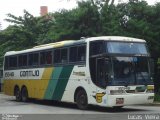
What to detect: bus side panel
<box><xmin>60</xmin><ymin>65</ymin><xmax>98</xmax><ymax>105</ymax></box>
<box><xmin>4</xmin><ymin>67</ymin><xmax>53</xmax><ymax>99</ymax></box>
<box><xmin>4</xmin><ymin>80</ymin><xmax>15</xmax><ymax>96</ymax></box>
<box><xmin>43</xmin><ymin>65</ymin><xmax>74</xmax><ymax>101</ymax></box>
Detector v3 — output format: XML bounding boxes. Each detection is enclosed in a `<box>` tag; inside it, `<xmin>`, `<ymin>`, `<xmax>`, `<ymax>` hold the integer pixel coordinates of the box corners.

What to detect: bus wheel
<box><xmin>15</xmin><ymin>87</ymin><xmax>21</xmax><ymax>102</ymax></box>
<box><xmin>21</xmin><ymin>87</ymin><xmax>28</xmax><ymax>102</ymax></box>
<box><xmin>76</xmin><ymin>89</ymin><xmax>88</xmax><ymax>110</ymax></box>
<box><xmin>113</xmin><ymin>106</ymin><xmax>123</xmax><ymax>109</ymax></box>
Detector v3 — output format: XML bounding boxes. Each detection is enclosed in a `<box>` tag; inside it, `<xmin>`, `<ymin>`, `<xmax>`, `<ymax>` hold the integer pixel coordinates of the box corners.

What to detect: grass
<box><xmin>154</xmin><ymin>94</ymin><xmax>160</xmax><ymax>102</ymax></box>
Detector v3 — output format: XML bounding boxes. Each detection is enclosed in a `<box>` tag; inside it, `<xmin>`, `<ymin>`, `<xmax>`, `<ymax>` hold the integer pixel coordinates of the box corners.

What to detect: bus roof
<box><xmin>86</xmin><ymin>36</ymin><xmax>146</xmax><ymax>42</ymax></box>
<box><xmin>5</xmin><ymin>36</ymin><xmax>146</xmax><ymax>56</ymax></box>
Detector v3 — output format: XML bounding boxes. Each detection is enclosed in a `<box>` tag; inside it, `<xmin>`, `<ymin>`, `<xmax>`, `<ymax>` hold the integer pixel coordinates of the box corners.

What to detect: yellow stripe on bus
<box><xmin>4</xmin><ymin>67</ymin><xmax>53</xmax><ymax>99</ymax></box>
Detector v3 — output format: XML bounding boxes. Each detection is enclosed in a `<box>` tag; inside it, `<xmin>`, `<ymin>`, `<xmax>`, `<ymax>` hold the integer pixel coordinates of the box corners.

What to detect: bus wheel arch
<box><xmin>21</xmin><ymin>85</ymin><xmax>28</xmax><ymax>102</ymax></box>
<box><xmin>74</xmin><ymin>87</ymin><xmax>88</xmax><ymax>110</ymax></box>
<box><xmin>14</xmin><ymin>85</ymin><xmax>21</xmax><ymax>102</ymax></box>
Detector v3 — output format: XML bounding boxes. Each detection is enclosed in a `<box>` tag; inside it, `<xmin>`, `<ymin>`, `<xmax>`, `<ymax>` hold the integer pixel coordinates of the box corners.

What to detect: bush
<box><xmin>154</xmin><ymin>94</ymin><xmax>160</xmax><ymax>102</ymax></box>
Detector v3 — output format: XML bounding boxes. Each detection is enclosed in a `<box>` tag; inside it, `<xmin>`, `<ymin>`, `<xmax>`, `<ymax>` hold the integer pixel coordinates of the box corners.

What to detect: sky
<box><xmin>0</xmin><ymin>0</ymin><xmax>160</xmax><ymax>30</ymax></box>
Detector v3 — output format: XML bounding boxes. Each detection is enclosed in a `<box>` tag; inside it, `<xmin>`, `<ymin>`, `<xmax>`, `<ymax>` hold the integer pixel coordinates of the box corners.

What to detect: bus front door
<box><xmin>95</xmin><ymin>58</ymin><xmax>110</xmax><ymax>104</ymax></box>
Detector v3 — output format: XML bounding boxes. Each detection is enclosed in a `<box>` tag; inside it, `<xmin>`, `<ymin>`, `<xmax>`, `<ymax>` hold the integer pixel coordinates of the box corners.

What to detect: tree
<box><xmin>50</xmin><ymin>1</ymin><xmax>100</xmax><ymax>40</ymax></box>
<box><xmin>5</xmin><ymin>10</ymin><xmax>54</xmax><ymax>46</ymax></box>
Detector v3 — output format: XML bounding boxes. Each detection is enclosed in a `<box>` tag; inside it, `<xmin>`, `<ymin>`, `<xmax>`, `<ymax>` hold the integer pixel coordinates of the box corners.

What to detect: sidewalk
<box><xmin>141</xmin><ymin>102</ymin><xmax>160</xmax><ymax>106</ymax></box>
<box><xmin>152</xmin><ymin>102</ymin><xmax>160</xmax><ymax>106</ymax></box>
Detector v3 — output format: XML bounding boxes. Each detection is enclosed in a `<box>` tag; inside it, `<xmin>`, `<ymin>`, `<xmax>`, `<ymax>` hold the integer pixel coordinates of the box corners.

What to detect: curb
<box><xmin>142</xmin><ymin>102</ymin><xmax>160</xmax><ymax>106</ymax></box>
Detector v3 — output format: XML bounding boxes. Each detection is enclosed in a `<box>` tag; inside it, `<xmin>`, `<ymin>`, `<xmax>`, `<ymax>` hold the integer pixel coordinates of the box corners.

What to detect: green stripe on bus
<box><xmin>44</xmin><ymin>67</ymin><xmax>63</xmax><ymax>100</ymax></box>
<box><xmin>52</xmin><ymin>65</ymin><xmax>74</xmax><ymax>100</ymax></box>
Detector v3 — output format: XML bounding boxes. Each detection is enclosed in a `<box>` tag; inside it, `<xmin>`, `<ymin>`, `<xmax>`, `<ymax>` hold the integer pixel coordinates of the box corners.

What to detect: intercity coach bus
<box><xmin>3</xmin><ymin>36</ymin><xmax>154</xmax><ymax>109</ymax></box>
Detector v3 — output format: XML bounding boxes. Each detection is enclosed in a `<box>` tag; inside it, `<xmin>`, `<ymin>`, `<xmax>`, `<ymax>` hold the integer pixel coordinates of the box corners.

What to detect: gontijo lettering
<box><xmin>20</xmin><ymin>70</ymin><xmax>39</xmax><ymax>77</ymax></box>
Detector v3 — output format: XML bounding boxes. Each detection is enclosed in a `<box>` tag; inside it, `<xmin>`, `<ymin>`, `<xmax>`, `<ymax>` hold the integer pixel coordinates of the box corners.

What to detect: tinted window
<box><xmin>28</xmin><ymin>53</ymin><xmax>39</xmax><ymax>66</ymax></box>
<box><xmin>18</xmin><ymin>54</ymin><xmax>27</xmax><ymax>67</ymax></box>
<box><xmin>69</xmin><ymin>47</ymin><xmax>77</xmax><ymax>62</ymax></box>
<box><xmin>46</xmin><ymin>51</ymin><xmax>52</xmax><ymax>64</ymax></box>
<box><xmin>90</xmin><ymin>41</ymin><xmax>104</xmax><ymax>56</ymax></box>
<box><xmin>40</xmin><ymin>52</ymin><xmax>45</xmax><ymax>65</ymax></box>
<box><xmin>9</xmin><ymin>56</ymin><xmax>17</xmax><ymax>68</ymax></box>
<box><xmin>77</xmin><ymin>46</ymin><xmax>86</xmax><ymax>61</ymax></box>
<box><xmin>61</xmin><ymin>49</ymin><xmax>68</xmax><ymax>63</ymax></box>
<box><xmin>40</xmin><ymin>51</ymin><xmax>52</xmax><ymax>65</ymax></box>
<box><xmin>54</xmin><ymin>49</ymin><xmax>68</xmax><ymax>64</ymax></box>
<box><xmin>4</xmin><ymin>57</ymin><xmax>9</xmax><ymax>69</ymax></box>
<box><xmin>54</xmin><ymin>49</ymin><xmax>61</xmax><ymax>63</ymax></box>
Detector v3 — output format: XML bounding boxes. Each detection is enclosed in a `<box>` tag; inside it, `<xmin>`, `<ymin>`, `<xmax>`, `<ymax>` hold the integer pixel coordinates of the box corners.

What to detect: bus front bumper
<box><xmin>107</xmin><ymin>93</ymin><xmax>154</xmax><ymax>107</ymax></box>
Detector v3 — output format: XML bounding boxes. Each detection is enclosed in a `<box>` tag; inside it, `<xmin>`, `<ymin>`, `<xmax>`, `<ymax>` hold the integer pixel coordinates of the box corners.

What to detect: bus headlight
<box><xmin>110</xmin><ymin>90</ymin><xmax>125</xmax><ymax>95</ymax></box>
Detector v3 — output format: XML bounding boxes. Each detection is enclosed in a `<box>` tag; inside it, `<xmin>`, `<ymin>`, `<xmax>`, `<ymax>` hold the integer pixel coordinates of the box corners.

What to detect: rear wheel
<box><xmin>76</xmin><ymin>89</ymin><xmax>88</xmax><ymax>110</ymax></box>
<box><xmin>15</xmin><ymin>87</ymin><xmax>21</xmax><ymax>102</ymax></box>
<box><xmin>21</xmin><ymin>87</ymin><xmax>28</xmax><ymax>102</ymax></box>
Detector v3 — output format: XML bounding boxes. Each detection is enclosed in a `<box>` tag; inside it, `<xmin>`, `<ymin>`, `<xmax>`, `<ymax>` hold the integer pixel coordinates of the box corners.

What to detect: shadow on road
<box><xmin>8</xmin><ymin>98</ymin><xmax>151</xmax><ymax>113</ymax></box>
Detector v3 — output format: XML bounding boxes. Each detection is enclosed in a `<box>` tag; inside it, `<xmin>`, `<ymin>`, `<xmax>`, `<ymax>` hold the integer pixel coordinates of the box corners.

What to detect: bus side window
<box><xmin>46</xmin><ymin>51</ymin><xmax>52</xmax><ymax>64</ymax></box>
<box><xmin>33</xmin><ymin>53</ymin><xmax>39</xmax><ymax>66</ymax></box>
<box><xmin>29</xmin><ymin>53</ymin><xmax>39</xmax><ymax>66</ymax></box>
<box><xmin>18</xmin><ymin>54</ymin><xmax>27</xmax><ymax>67</ymax></box>
<box><xmin>90</xmin><ymin>41</ymin><xmax>104</xmax><ymax>56</ymax></box>
<box><xmin>69</xmin><ymin>47</ymin><xmax>77</xmax><ymax>62</ymax></box>
<box><xmin>9</xmin><ymin>56</ymin><xmax>17</xmax><ymax>68</ymax></box>
<box><xmin>40</xmin><ymin>52</ymin><xmax>46</xmax><ymax>65</ymax></box>
<box><xmin>40</xmin><ymin>51</ymin><xmax>52</xmax><ymax>65</ymax></box>
<box><xmin>4</xmin><ymin>57</ymin><xmax>9</xmax><ymax>70</ymax></box>
<box><xmin>61</xmin><ymin>49</ymin><xmax>68</xmax><ymax>63</ymax></box>
<box><xmin>54</xmin><ymin>49</ymin><xmax>61</xmax><ymax>64</ymax></box>
<box><xmin>77</xmin><ymin>45</ymin><xmax>86</xmax><ymax>62</ymax></box>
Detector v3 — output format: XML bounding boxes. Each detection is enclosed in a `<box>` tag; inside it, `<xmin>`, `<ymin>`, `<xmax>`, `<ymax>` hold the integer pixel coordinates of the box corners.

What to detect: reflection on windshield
<box><xmin>112</xmin><ymin>57</ymin><xmax>153</xmax><ymax>86</ymax></box>
<box><xmin>107</xmin><ymin>42</ymin><xmax>148</xmax><ymax>55</ymax></box>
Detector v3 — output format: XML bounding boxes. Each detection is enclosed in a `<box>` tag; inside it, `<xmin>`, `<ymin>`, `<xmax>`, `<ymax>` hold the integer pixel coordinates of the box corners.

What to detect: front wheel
<box><xmin>113</xmin><ymin>106</ymin><xmax>123</xmax><ymax>109</ymax></box>
<box><xmin>76</xmin><ymin>89</ymin><xmax>88</xmax><ymax>110</ymax></box>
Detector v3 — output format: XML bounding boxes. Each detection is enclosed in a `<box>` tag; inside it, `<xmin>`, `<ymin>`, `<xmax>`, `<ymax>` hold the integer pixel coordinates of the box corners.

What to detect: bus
<box><xmin>3</xmin><ymin>36</ymin><xmax>154</xmax><ymax>109</ymax></box>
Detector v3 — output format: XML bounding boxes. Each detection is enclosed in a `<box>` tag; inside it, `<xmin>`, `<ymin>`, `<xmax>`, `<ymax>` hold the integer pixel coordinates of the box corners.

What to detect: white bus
<box><xmin>3</xmin><ymin>36</ymin><xmax>154</xmax><ymax>109</ymax></box>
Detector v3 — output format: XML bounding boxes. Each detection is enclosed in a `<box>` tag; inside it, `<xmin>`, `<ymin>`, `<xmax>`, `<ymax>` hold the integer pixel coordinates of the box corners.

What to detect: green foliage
<box><xmin>154</xmin><ymin>94</ymin><xmax>160</xmax><ymax>102</ymax></box>
<box><xmin>4</xmin><ymin>10</ymin><xmax>55</xmax><ymax>46</ymax></box>
<box><xmin>50</xmin><ymin>1</ymin><xmax>100</xmax><ymax>40</ymax></box>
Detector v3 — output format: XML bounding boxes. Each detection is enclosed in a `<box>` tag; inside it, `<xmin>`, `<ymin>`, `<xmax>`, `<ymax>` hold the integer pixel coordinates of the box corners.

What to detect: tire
<box><xmin>113</xmin><ymin>106</ymin><xmax>123</xmax><ymax>109</ymax></box>
<box><xmin>76</xmin><ymin>89</ymin><xmax>88</xmax><ymax>110</ymax></box>
<box><xmin>15</xmin><ymin>88</ymin><xmax>22</xmax><ymax>102</ymax></box>
<box><xmin>21</xmin><ymin>87</ymin><xmax>28</xmax><ymax>102</ymax></box>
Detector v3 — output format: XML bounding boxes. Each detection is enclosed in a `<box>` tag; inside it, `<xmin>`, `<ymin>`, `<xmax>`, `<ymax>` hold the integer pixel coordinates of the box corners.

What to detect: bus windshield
<box><xmin>107</xmin><ymin>42</ymin><xmax>148</xmax><ymax>55</ymax></box>
<box><xmin>111</xmin><ymin>56</ymin><xmax>153</xmax><ymax>86</ymax></box>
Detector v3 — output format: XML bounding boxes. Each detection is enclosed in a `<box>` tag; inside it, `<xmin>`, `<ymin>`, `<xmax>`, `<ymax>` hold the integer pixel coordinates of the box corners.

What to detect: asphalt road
<box><xmin>0</xmin><ymin>94</ymin><xmax>160</xmax><ymax>120</ymax></box>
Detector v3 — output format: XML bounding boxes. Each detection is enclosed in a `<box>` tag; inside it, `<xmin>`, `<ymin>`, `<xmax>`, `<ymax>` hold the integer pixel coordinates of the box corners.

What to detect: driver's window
<box><xmin>97</xmin><ymin>58</ymin><xmax>108</xmax><ymax>89</ymax></box>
